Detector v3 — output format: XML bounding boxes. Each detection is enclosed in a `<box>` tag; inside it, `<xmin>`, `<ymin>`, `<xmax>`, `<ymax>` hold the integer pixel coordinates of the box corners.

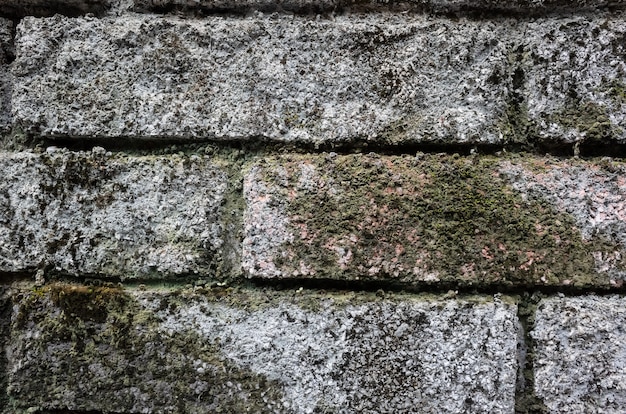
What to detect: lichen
<box><xmin>261</xmin><ymin>153</ymin><xmax>624</xmax><ymax>287</ymax></box>
<box><xmin>8</xmin><ymin>283</ymin><xmax>285</xmax><ymax>413</ymax></box>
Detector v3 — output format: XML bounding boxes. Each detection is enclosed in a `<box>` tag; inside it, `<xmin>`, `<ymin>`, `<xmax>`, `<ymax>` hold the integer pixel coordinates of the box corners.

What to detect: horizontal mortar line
<box><xmin>129</xmin><ymin>5</ymin><xmax>626</xmax><ymax>18</ymax></box>
<box><xmin>0</xmin><ymin>5</ymin><xmax>621</xmax><ymax>24</ymax></box>
<box><xmin>247</xmin><ymin>276</ymin><xmax>626</xmax><ymax>297</ymax></box>
<box><xmin>9</xmin><ymin>272</ymin><xmax>626</xmax><ymax>298</ymax></box>
<box><xmin>29</xmin><ymin>135</ymin><xmax>626</xmax><ymax>159</ymax></box>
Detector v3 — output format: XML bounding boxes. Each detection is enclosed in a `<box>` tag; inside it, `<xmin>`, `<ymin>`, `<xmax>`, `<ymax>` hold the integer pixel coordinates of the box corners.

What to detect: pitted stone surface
<box><xmin>13</xmin><ymin>13</ymin><xmax>626</xmax><ymax>145</ymax></box>
<box><xmin>0</xmin><ymin>149</ymin><xmax>227</xmax><ymax>279</ymax></box>
<box><xmin>7</xmin><ymin>285</ymin><xmax>519</xmax><ymax>413</ymax></box>
<box><xmin>532</xmin><ymin>296</ymin><xmax>626</xmax><ymax>413</ymax></box>
<box><xmin>522</xmin><ymin>15</ymin><xmax>626</xmax><ymax>145</ymax></box>
<box><xmin>12</xmin><ymin>14</ymin><xmax>514</xmax><ymax>144</ymax></box>
<box><xmin>244</xmin><ymin>153</ymin><xmax>626</xmax><ymax>287</ymax></box>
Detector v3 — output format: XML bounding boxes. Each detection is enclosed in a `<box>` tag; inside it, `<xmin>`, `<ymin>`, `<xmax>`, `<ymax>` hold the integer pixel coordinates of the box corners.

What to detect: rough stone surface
<box><xmin>13</xmin><ymin>13</ymin><xmax>626</xmax><ymax>145</ymax></box>
<box><xmin>6</xmin><ymin>284</ymin><xmax>519</xmax><ymax>413</ymax></box>
<box><xmin>0</xmin><ymin>18</ymin><xmax>11</xmax><ymax>133</ymax></box>
<box><xmin>0</xmin><ymin>149</ymin><xmax>228</xmax><ymax>279</ymax></box>
<box><xmin>133</xmin><ymin>0</ymin><xmax>626</xmax><ymax>13</ymax></box>
<box><xmin>0</xmin><ymin>0</ymin><xmax>110</xmax><ymax>17</ymax></box>
<box><xmin>244</xmin><ymin>153</ymin><xmax>626</xmax><ymax>287</ymax></box>
<box><xmin>12</xmin><ymin>14</ymin><xmax>515</xmax><ymax>144</ymax></box>
<box><xmin>522</xmin><ymin>15</ymin><xmax>626</xmax><ymax>145</ymax></box>
<box><xmin>532</xmin><ymin>296</ymin><xmax>626</xmax><ymax>413</ymax></box>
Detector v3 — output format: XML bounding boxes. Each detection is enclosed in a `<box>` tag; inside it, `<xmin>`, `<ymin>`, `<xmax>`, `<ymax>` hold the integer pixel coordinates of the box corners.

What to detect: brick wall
<box><xmin>1</xmin><ymin>0</ymin><xmax>625</xmax><ymax>412</ymax></box>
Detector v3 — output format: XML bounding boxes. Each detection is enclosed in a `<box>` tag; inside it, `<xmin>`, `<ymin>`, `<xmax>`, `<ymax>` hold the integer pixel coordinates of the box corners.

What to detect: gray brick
<box><xmin>13</xmin><ymin>13</ymin><xmax>626</xmax><ymax>145</ymax></box>
<box><xmin>11</xmin><ymin>14</ymin><xmax>513</xmax><ymax>144</ymax></box>
<box><xmin>0</xmin><ymin>149</ymin><xmax>228</xmax><ymax>279</ymax></box>
<box><xmin>532</xmin><ymin>296</ymin><xmax>626</xmax><ymax>413</ymax></box>
<box><xmin>7</xmin><ymin>285</ymin><xmax>519</xmax><ymax>413</ymax></box>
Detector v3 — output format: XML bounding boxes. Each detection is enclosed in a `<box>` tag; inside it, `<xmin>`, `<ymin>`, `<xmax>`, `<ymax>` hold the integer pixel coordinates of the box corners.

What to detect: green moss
<box><xmin>264</xmin><ymin>153</ymin><xmax>623</xmax><ymax>287</ymax></box>
<box><xmin>550</xmin><ymin>101</ymin><xmax>620</xmax><ymax>143</ymax></box>
<box><xmin>9</xmin><ymin>284</ymin><xmax>285</xmax><ymax>413</ymax></box>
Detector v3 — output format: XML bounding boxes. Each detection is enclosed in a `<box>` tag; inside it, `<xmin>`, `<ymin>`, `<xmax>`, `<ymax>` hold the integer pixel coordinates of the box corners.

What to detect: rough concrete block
<box><xmin>13</xmin><ymin>13</ymin><xmax>626</xmax><ymax>145</ymax></box>
<box><xmin>532</xmin><ymin>296</ymin><xmax>626</xmax><ymax>413</ymax></box>
<box><xmin>244</xmin><ymin>153</ymin><xmax>626</xmax><ymax>288</ymax></box>
<box><xmin>0</xmin><ymin>0</ymin><xmax>110</xmax><ymax>17</ymax></box>
<box><xmin>522</xmin><ymin>15</ymin><xmax>626</xmax><ymax>145</ymax></box>
<box><xmin>133</xmin><ymin>0</ymin><xmax>626</xmax><ymax>13</ymax></box>
<box><xmin>6</xmin><ymin>285</ymin><xmax>519</xmax><ymax>413</ymax></box>
<box><xmin>0</xmin><ymin>149</ymin><xmax>228</xmax><ymax>279</ymax></box>
<box><xmin>12</xmin><ymin>14</ymin><xmax>514</xmax><ymax>144</ymax></box>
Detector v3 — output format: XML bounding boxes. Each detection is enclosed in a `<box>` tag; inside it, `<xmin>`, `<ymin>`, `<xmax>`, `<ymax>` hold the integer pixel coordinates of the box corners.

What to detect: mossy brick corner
<box><xmin>1</xmin><ymin>0</ymin><xmax>626</xmax><ymax>412</ymax></box>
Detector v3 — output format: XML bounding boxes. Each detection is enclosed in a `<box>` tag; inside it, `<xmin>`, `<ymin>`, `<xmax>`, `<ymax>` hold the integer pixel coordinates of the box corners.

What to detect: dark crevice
<box><xmin>0</xmin><ymin>3</ymin><xmax>109</xmax><ymax>19</ymax></box>
<box><xmin>0</xmin><ymin>271</ymin><xmax>36</xmax><ymax>283</ymax></box>
<box><xmin>34</xmin><ymin>410</ymin><xmax>127</xmax><ymax>414</ymax></box>
<box><xmin>133</xmin><ymin>3</ymin><xmax>626</xmax><ymax>19</ymax></box>
<box><xmin>247</xmin><ymin>276</ymin><xmax>626</xmax><ymax>296</ymax></box>
<box><xmin>515</xmin><ymin>293</ymin><xmax>549</xmax><ymax>414</ymax></box>
<box><xmin>31</xmin><ymin>133</ymin><xmax>626</xmax><ymax>159</ymax></box>
<box><xmin>11</xmin><ymin>269</ymin><xmax>626</xmax><ymax>296</ymax></box>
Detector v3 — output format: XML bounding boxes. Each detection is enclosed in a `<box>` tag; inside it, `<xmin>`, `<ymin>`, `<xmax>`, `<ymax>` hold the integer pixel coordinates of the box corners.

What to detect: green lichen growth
<box><xmin>550</xmin><ymin>101</ymin><xmax>620</xmax><ymax>143</ymax></box>
<box><xmin>9</xmin><ymin>284</ymin><xmax>285</xmax><ymax>413</ymax></box>
<box><xmin>265</xmin><ymin>153</ymin><xmax>623</xmax><ymax>288</ymax></box>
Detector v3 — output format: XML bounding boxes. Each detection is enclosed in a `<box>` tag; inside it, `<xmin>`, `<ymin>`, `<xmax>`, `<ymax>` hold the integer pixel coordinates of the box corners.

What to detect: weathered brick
<box><xmin>12</xmin><ymin>14</ymin><xmax>512</xmax><ymax>143</ymax></box>
<box><xmin>0</xmin><ymin>149</ymin><xmax>228</xmax><ymax>279</ymax></box>
<box><xmin>244</xmin><ymin>153</ymin><xmax>626</xmax><ymax>287</ymax></box>
<box><xmin>0</xmin><ymin>0</ymin><xmax>110</xmax><ymax>17</ymax></box>
<box><xmin>532</xmin><ymin>296</ymin><xmax>626</xmax><ymax>413</ymax></box>
<box><xmin>11</xmin><ymin>13</ymin><xmax>626</xmax><ymax>145</ymax></box>
<box><xmin>7</xmin><ymin>284</ymin><xmax>519</xmax><ymax>413</ymax></box>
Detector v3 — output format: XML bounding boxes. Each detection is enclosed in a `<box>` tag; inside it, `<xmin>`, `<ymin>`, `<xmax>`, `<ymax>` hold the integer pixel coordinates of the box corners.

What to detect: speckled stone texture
<box><xmin>0</xmin><ymin>18</ymin><xmax>11</xmax><ymax>134</ymax></box>
<box><xmin>532</xmin><ymin>296</ymin><xmax>626</xmax><ymax>413</ymax></box>
<box><xmin>11</xmin><ymin>13</ymin><xmax>626</xmax><ymax>145</ymax></box>
<box><xmin>0</xmin><ymin>149</ymin><xmax>228</xmax><ymax>279</ymax></box>
<box><xmin>133</xmin><ymin>0</ymin><xmax>626</xmax><ymax>13</ymax></box>
<box><xmin>11</xmin><ymin>14</ymin><xmax>513</xmax><ymax>144</ymax></box>
<box><xmin>244</xmin><ymin>153</ymin><xmax>626</xmax><ymax>287</ymax></box>
<box><xmin>6</xmin><ymin>285</ymin><xmax>519</xmax><ymax>413</ymax></box>
<box><xmin>522</xmin><ymin>15</ymin><xmax>626</xmax><ymax>145</ymax></box>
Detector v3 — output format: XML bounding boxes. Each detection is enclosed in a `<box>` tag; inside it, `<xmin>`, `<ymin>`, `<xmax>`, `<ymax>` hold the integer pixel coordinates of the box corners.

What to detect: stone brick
<box><xmin>11</xmin><ymin>14</ymin><xmax>513</xmax><ymax>143</ymax></box>
<box><xmin>12</xmin><ymin>13</ymin><xmax>626</xmax><ymax>145</ymax></box>
<box><xmin>532</xmin><ymin>296</ymin><xmax>626</xmax><ymax>413</ymax></box>
<box><xmin>0</xmin><ymin>0</ymin><xmax>110</xmax><ymax>17</ymax></box>
<box><xmin>6</xmin><ymin>284</ymin><xmax>519</xmax><ymax>413</ymax></box>
<box><xmin>244</xmin><ymin>153</ymin><xmax>626</xmax><ymax>287</ymax></box>
<box><xmin>0</xmin><ymin>149</ymin><xmax>228</xmax><ymax>279</ymax></box>
<box><xmin>522</xmin><ymin>15</ymin><xmax>626</xmax><ymax>146</ymax></box>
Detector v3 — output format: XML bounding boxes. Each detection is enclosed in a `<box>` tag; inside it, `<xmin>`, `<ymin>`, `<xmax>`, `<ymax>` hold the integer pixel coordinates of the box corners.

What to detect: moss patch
<box><xmin>261</xmin><ymin>153</ymin><xmax>622</xmax><ymax>287</ymax></box>
<box><xmin>9</xmin><ymin>283</ymin><xmax>285</xmax><ymax>413</ymax></box>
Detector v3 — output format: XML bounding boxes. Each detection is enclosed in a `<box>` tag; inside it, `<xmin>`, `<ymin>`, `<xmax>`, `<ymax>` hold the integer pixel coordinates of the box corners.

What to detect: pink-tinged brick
<box><xmin>244</xmin><ymin>153</ymin><xmax>626</xmax><ymax>288</ymax></box>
